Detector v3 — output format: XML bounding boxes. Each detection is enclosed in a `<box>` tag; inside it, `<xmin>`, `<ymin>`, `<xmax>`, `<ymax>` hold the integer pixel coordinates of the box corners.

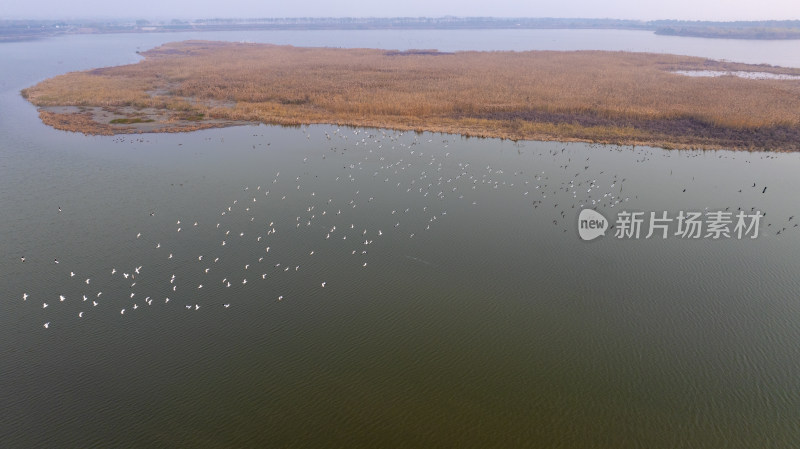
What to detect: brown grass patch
<box><xmin>22</xmin><ymin>40</ymin><xmax>800</xmax><ymax>150</ymax></box>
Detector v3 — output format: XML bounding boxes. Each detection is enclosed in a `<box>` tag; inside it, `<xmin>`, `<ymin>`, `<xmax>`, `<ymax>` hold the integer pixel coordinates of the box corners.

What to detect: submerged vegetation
<box><xmin>109</xmin><ymin>117</ymin><xmax>155</xmax><ymax>124</ymax></box>
<box><xmin>21</xmin><ymin>40</ymin><xmax>800</xmax><ymax>150</ymax></box>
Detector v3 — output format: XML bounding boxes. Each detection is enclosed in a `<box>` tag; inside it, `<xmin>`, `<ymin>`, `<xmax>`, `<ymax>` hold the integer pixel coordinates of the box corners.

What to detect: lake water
<box><xmin>1</xmin><ymin>30</ymin><xmax>799</xmax><ymax>448</ymax></box>
<box><xmin>672</xmin><ymin>70</ymin><xmax>800</xmax><ymax>80</ymax></box>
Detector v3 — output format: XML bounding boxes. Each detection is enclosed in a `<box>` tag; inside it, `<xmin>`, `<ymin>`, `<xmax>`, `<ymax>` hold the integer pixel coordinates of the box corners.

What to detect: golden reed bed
<box><xmin>21</xmin><ymin>40</ymin><xmax>800</xmax><ymax>150</ymax></box>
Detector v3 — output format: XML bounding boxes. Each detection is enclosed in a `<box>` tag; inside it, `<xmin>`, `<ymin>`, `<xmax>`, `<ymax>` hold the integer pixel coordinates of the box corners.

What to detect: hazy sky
<box><xmin>3</xmin><ymin>0</ymin><xmax>799</xmax><ymax>21</ymax></box>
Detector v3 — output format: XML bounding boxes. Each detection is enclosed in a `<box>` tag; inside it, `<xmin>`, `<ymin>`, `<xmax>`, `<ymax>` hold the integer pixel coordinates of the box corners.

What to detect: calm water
<box><xmin>1</xmin><ymin>30</ymin><xmax>799</xmax><ymax>448</ymax></box>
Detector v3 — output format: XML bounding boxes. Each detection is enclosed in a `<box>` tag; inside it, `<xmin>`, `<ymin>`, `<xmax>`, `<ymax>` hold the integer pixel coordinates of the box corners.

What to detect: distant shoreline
<box><xmin>4</xmin><ymin>17</ymin><xmax>800</xmax><ymax>42</ymax></box>
<box><xmin>21</xmin><ymin>41</ymin><xmax>800</xmax><ymax>151</ymax></box>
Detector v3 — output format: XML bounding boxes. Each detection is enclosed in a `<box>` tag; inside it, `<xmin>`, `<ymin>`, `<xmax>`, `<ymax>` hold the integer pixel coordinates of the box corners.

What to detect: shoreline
<box><xmin>33</xmin><ymin>106</ymin><xmax>800</xmax><ymax>152</ymax></box>
<box><xmin>22</xmin><ymin>41</ymin><xmax>800</xmax><ymax>151</ymax></box>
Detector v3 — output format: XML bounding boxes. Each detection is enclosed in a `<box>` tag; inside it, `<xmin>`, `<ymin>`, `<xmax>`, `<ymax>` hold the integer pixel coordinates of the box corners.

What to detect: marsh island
<box><xmin>22</xmin><ymin>40</ymin><xmax>800</xmax><ymax>150</ymax></box>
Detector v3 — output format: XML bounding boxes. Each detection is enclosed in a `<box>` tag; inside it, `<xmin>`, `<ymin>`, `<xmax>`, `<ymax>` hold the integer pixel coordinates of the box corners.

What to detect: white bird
<box><xmin>43</xmin><ymin>303</ymin><xmax>48</xmax><ymax>308</ymax></box>
<box><xmin>321</xmin><ymin>282</ymin><xmax>326</xmax><ymax>287</ymax></box>
<box><xmin>224</xmin><ymin>304</ymin><xmax>230</xmax><ymax>308</ymax></box>
<box><xmin>70</xmin><ymin>271</ymin><xmax>75</xmax><ymax>277</ymax></box>
<box><xmin>22</xmin><ymin>293</ymin><xmax>28</xmax><ymax>301</ymax></box>
<box><xmin>43</xmin><ymin>322</ymin><xmax>49</xmax><ymax>329</ymax></box>
<box><xmin>120</xmin><ymin>309</ymin><xmax>125</xmax><ymax>315</ymax></box>
<box><xmin>59</xmin><ymin>295</ymin><xmax>65</xmax><ymax>302</ymax></box>
<box><xmin>85</xmin><ymin>278</ymin><xmax>90</xmax><ymax>284</ymax></box>
<box><xmin>78</xmin><ymin>312</ymin><xmax>83</xmax><ymax>318</ymax></box>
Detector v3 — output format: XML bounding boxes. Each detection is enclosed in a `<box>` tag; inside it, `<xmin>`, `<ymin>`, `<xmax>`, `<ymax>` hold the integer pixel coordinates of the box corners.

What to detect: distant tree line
<box><xmin>2</xmin><ymin>17</ymin><xmax>800</xmax><ymax>41</ymax></box>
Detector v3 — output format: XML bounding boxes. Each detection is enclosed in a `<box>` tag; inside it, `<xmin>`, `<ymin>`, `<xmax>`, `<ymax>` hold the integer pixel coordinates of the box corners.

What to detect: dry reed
<box><xmin>21</xmin><ymin>40</ymin><xmax>800</xmax><ymax>150</ymax></box>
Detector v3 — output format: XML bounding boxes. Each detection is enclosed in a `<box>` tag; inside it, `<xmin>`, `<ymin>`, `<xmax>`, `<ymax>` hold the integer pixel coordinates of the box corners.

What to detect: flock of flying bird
<box><xmin>15</xmin><ymin>125</ymin><xmax>797</xmax><ymax>330</ymax></box>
